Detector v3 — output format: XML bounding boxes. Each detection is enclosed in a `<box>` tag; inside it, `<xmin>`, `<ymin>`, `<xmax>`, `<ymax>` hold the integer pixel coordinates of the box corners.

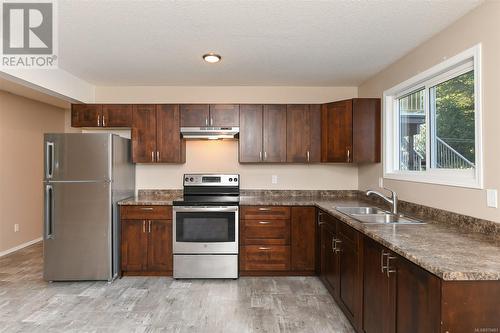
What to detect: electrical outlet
<box><xmin>378</xmin><ymin>177</ymin><xmax>384</xmax><ymax>188</ymax></box>
<box><xmin>486</xmin><ymin>189</ymin><xmax>498</xmax><ymax>208</ymax></box>
<box><xmin>272</xmin><ymin>175</ymin><xmax>278</xmax><ymax>184</ymax></box>
<box><xmin>14</xmin><ymin>224</ymin><xmax>19</xmax><ymax>232</ymax></box>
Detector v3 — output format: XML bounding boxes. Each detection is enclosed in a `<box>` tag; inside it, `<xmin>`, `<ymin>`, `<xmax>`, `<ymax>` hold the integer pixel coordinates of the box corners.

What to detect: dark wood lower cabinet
<box><xmin>319</xmin><ymin>218</ymin><xmax>338</xmax><ymax>294</ymax></box>
<box><xmin>290</xmin><ymin>207</ymin><xmax>316</xmax><ymax>272</ymax></box>
<box><xmin>120</xmin><ymin>206</ymin><xmax>173</xmax><ymax>276</ymax></box>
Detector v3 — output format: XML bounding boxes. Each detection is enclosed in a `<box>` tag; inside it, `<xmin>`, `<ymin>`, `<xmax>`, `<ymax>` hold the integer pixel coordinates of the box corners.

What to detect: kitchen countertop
<box><xmin>118</xmin><ymin>194</ymin><xmax>500</xmax><ymax>281</ymax></box>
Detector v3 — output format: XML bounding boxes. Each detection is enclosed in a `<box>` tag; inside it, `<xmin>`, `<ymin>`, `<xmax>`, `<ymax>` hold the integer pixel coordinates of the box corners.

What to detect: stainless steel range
<box><xmin>172</xmin><ymin>174</ymin><xmax>239</xmax><ymax>279</ymax></box>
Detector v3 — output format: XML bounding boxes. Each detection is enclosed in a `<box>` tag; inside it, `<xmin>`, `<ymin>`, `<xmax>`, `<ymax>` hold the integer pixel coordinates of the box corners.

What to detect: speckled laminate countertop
<box><xmin>118</xmin><ymin>193</ymin><xmax>500</xmax><ymax>281</ymax></box>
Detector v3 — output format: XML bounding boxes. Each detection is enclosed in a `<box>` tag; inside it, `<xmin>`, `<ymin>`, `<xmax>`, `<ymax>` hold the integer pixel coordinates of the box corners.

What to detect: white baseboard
<box><xmin>0</xmin><ymin>237</ymin><xmax>42</xmax><ymax>257</ymax></box>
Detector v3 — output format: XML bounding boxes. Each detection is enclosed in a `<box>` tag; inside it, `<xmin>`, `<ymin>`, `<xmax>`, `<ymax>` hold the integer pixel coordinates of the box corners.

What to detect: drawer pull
<box><xmin>140</xmin><ymin>207</ymin><xmax>154</xmax><ymax>211</ymax></box>
<box><xmin>258</xmin><ymin>221</ymin><xmax>271</xmax><ymax>224</ymax></box>
<box><xmin>258</xmin><ymin>208</ymin><xmax>271</xmax><ymax>211</ymax></box>
<box><xmin>258</xmin><ymin>247</ymin><xmax>271</xmax><ymax>250</ymax></box>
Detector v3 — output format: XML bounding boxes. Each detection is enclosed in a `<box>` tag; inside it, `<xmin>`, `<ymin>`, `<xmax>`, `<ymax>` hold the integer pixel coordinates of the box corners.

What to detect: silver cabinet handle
<box><xmin>264</xmin><ymin>151</ymin><xmax>267</xmax><ymax>161</ymax></box>
<box><xmin>148</xmin><ymin>220</ymin><xmax>152</xmax><ymax>233</ymax></box>
<box><xmin>347</xmin><ymin>148</ymin><xmax>351</xmax><ymax>162</ymax></box>
<box><xmin>259</xmin><ymin>151</ymin><xmax>262</xmax><ymax>161</ymax></box>
<box><xmin>210</xmin><ymin>117</ymin><xmax>213</xmax><ymax>126</ymax></box>
<box><xmin>97</xmin><ymin>114</ymin><xmax>101</xmax><ymax>126</ymax></box>
<box><xmin>258</xmin><ymin>221</ymin><xmax>271</xmax><ymax>224</ymax></box>
<box><xmin>386</xmin><ymin>255</ymin><xmax>397</xmax><ymax>277</ymax></box>
<box><xmin>45</xmin><ymin>141</ymin><xmax>54</xmax><ymax>179</ymax></box>
<box><xmin>151</xmin><ymin>151</ymin><xmax>155</xmax><ymax>162</ymax></box>
<box><xmin>258</xmin><ymin>207</ymin><xmax>271</xmax><ymax>211</ymax></box>
<box><xmin>381</xmin><ymin>249</ymin><xmax>389</xmax><ymax>273</ymax></box>
<box><xmin>103</xmin><ymin>114</ymin><xmax>106</xmax><ymax>127</ymax></box>
<box><xmin>140</xmin><ymin>207</ymin><xmax>154</xmax><ymax>211</ymax></box>
<box><xmin>45</xmin><ymin>184</ymin><xmax>54</xmax><ymax>239</ymax></box>
<box><xmin>142</xmin><ymin>220</ymin><xmax>146</xmax><ymax>233</ymax></box>
<box><xmin>156</xmin><ymin>151</ymin><xmax>160</xmax><ymax>162</ymax></box>
<box><xmin>331</xmin><ymin>238</ymin><xmax>337</xmax><ymax>253</ymax></box>
<box><xmin>334</xmin><ymin>239</ymin><xmax>342</xmax><ymax>253</ymax></box>
<box><xmin>307</xmin><ymin>150</ymin><xmax>310</xmax><ymax>162</ymax></box>
<box><xmin>205</xmin><ymin>117</ymin><xmax>208</xmax><ymax>126</ymax></box>
<box><xmin>258</xmin><ymin>247</ymin><xmax>271</xmax><ymax>250</ymax></box>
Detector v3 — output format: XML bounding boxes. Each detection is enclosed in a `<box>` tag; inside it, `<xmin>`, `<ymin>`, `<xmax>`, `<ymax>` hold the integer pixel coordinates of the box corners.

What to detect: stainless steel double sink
<box><xmin>336</xmin><ymin>206</ymin><xmax>425</xmax><ymax>225</ymax></box>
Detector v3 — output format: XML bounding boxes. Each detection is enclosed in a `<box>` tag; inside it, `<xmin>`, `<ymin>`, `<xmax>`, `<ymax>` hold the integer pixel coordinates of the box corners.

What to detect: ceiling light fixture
<box><xmin>203</xmin><ymin>53</ymin><xmax>221</xmax><ymax>63</ymax></box>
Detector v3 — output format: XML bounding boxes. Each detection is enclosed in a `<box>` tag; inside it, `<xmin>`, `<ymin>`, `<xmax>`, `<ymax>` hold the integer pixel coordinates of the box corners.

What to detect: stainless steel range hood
<box><xmin>180</xmin><ymin>127</ymin><xmax>239</xmax><ymax>140</ymax></box>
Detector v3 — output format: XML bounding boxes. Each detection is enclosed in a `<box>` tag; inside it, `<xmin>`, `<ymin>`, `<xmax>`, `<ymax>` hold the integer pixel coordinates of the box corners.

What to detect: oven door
<box><xmin>173</xmin><ymin>206</ymin><xmax>238</xmax><ymax>254</ymax></box>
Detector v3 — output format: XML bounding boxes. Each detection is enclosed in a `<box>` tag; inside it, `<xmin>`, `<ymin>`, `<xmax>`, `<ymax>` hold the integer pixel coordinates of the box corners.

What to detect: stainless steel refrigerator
<box><xmin>43</xmin><ymin>133</ymin><xmax>135</xmax><ymax>281</ymax></box>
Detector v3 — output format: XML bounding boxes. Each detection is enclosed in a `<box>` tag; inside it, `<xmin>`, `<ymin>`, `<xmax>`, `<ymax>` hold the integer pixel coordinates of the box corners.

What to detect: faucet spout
<box><xmin>366</xmin><ymin>189</ymin><xmax>398</xmax><ymax>215</ymax></box>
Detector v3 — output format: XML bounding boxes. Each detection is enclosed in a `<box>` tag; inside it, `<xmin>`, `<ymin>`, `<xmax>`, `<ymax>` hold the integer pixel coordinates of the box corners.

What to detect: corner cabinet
<box><xmin>120</xmin><ymin>205</ymin><xmax>173</xmax><ymax>276</ymax></box>
<box><xmin>131</xmin><ymin>104</ymin><xmax>185</xmax><ymax>163</ymax></box>
<box><xmin>321</xmin><ymin>98</ymin><xmax>380</xmax><ymax>163</ymax></box>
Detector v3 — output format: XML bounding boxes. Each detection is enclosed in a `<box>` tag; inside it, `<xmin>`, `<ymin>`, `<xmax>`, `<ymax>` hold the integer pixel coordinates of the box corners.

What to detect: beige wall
<box><xmin>0</xmin><ymin>91</ymin><xmax>66</xmax><ymax>254</ymax></box>
<box><xmin>358</xmin><ymin>1</ymin><xmax>500</xmax><ymax>223</ymax></box>
<box><xmin>95</xmin><ymin>86</ymin><xmax>360</xmax><ymax>191</ymax></box>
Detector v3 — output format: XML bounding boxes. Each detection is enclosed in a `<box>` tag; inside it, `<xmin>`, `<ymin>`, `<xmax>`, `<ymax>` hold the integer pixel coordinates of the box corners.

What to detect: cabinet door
<box><xmin>121</xmin><ymin>220</ymin><xmax>148</xmax><ymax>272</ymax></box>
<box><xmin>239</xmin><ymin>104</ymin><xmax>263</xmax><ymax>162</ymax></box>
<box><xmin>396</xmin><ymin>257</ymin><xmax>441</xmax><ymax>333</ymax></box>
<box><xmin>147</xmin><ymin>220</ymin><xmax>173</xmax><ymax>272</ymax></box>
<box><xmin>320</xmin><ymin>221</ymin><xmax>338</xmax><ymax>294</ymax></box>
<box><xmin>209</xmin><ymin>104</ymin><xmax>239</xmax><ymax>127</ymax></box>
<box><xmin>336</xmin><ymin>227</ymin><xmax>362</xmax><ymax>328</ymax></box>
<box><xmin>363</xmin><ymin>237</ymin><xmax>396</xmax><ymax>333</ymax></box>
<box><xmin>132</xmin><ymin>105</ymin><xmax>157</xmax><ymax>163</ymax></box>
<box><xmin>156</xmin><ymin>104</ymin><xmax>185</xmax><ymax>163</ymax></box>
<box><xmin>308</xmin><ymin>104</ymin><xmax>322</xmax><ymax>162</ymax></box>
<box><xmin>352</xmin><ymin>98</ymin><xmax>381</xmax><ymax>162</ymax></box>
<box><xmin>286</xmin><ymin>104</ymin><xmax>310</xmax><ymax>163</ymax></box>
<box><xmin>263</xmin><ymin>104</ymin><xmax>287</xmax><ymax>162</ymax></box>
<box><xmin>180</xmin><ymin>104</ymin><xmax>210</xmax><ymax>127</ymax></box>
<box><xmin>101</xmin><ymin>104</ymin><xmax>133</xmax><ymax>127</ymax></box>
<box><xmin>71</xmin><ymin>104</ymin><xmax>102</xmax><ymax>127</ymax></box>
<box><xmin>321</xmin><ymin>100</ymin><xmax>353</xmax><ymax>162</ymax></box>
<box><xmin>291</xmin><ymin>207</ymin><xmax>316</xmax><ymax>271</ymax></box>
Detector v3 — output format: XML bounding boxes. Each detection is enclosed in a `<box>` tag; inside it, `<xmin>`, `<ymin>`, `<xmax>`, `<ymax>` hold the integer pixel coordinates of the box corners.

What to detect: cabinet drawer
<box><xmin>241</xmin><ymin>219</ymin><xmax>290</xmax><ymax>245</ymax></box>
<box><xmin>241</xmin><ymin>206</ymin><xmax>291</xmax><ymax>220</ymax></box>
<box><xmin>120</xmin><ymin>205</ymin><xmax>172</xmax><ymax>220</ymax></box>
<box><xmin>240</xmin><ymin>245</ymin><xmax>290</xmax><ymax>271</ymax></box>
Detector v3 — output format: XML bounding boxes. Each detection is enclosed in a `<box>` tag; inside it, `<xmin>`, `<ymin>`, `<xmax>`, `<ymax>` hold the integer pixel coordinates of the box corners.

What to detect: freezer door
<box><xmin>44</xmin><ymin>133</ymin><xmax>111</xmax><ymax>181</ymax></box>
<box><xmin>43</xmin><ymin>181</ymin><xmax>112</xmax><ymax>281</ymax></box>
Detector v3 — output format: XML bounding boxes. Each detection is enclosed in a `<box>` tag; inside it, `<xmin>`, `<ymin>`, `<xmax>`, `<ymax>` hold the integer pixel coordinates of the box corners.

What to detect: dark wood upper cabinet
<box><xmin>132</xmin><ymin>105</ymin><xmax>157</xmax><ymax>163</ymax></box>
<box><xmin>352</xmin><ymin>98</ymin><xmax>381</xmax><ymax>163</ymax></box>
<box><xmin>290</xmin><ymin>207</ymin><xmax>316</xmax><ymax>272</ymax></box>
<box><xmin>286</xmin><ymin>104</ymin><xmax>321</xmax><ymax>163</ymax></box>
<box><xmin>209</xmin><ymin>104</ymin><xmax>240</xmax><ymax>127</ymax></box>
<box><xmin>321</xmin><ymin>98</ymin><xmax>380</xmax><ymax>163</ymax></box>
<box><xmin>263</xmin><ymin>104</ymin><xmax>287</xmax><ymax>162</ymax></box>
<box><xmin>180</xmin><ymin>104</ymin><xmax>210</xmax><ymax>127</ymax></box>
<box><xmin>321</xmin><ymin>100</ymin><xmax>353</xmax><ymax>163</ymax></box>
<box><xmin>71</xmin><ymin>104</ymin><xmax>102</xmax><ymax>127</ymax></box>
<box><xmin>156</xmin><ymin>104</ymin><xmax>185</xmax><ymax>163</ymax></box>
<box><xmin>101</xmin><ymin>104</ymin><xmax>133</xmax><ymax>127</ymax></box>
<box><xmin>239</xmin><ymin>104</ymin><xmax>264</xmax><ymax>163</ymax></box>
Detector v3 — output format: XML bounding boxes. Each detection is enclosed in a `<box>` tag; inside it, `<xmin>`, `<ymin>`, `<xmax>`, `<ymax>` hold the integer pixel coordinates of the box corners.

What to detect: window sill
<box><xmin>383</xmin><ymin>170</ymin><xmax>483</xmax><ymax>189</ymax></box>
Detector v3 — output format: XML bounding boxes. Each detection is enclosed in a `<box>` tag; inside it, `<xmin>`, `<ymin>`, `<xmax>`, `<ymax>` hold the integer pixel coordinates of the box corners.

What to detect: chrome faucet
<box><xmin>366</xmin><ymin>188</ymin><xmax>398</xmax><ymax>215</ymax></box>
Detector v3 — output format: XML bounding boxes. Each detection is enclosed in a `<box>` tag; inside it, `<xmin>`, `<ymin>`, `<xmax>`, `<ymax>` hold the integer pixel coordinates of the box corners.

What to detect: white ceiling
<box><xmin>58</xmin><ymin>0</ymin><xmax>482</xmax><ymax>86</ymax></box>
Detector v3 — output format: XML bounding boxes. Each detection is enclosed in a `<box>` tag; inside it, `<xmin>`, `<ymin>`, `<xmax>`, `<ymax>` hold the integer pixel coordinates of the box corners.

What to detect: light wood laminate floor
<box><xmin>0</xmin><ymin>242</ymin><xmax>355</xmax><ymax>333</ymax></box>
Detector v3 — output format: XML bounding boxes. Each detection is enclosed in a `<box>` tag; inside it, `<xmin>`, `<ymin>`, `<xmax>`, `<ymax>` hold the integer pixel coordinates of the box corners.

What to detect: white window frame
<box><xmin>383</xmin><ymin>44</ymin><xmax>483</xmax><ymax>189</ymax></box>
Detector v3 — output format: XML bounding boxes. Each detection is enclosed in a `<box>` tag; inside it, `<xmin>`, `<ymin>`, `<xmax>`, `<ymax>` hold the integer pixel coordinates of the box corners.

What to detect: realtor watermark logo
<box><xmin>1</xmin><ymin>0</ymin><xmax>57</xmax><ymax>68</ymax></box>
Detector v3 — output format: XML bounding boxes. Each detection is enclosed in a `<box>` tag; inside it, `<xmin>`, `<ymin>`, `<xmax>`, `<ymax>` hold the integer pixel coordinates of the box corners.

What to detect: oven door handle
<box><xmin>173</xmin><ymin>206</ymin><xmax>239</xmax><ymax>213</ymax></box>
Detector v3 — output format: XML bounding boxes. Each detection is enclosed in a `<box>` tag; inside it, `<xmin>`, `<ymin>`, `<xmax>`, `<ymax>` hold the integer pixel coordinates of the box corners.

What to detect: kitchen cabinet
<box><xmin>290</xmin><ymin>207</ymin><xmax>316</xmax><ymax>272</ymax></box>
<box><xmin>132</xmin><ymin>104</ymin><xmax>185</xmax><ymax>163</ymax></box>
<box><xmin>71</xmin><ymin>104</ymin><xmax>133</xmax><ymax>127</ymax></box>
<box><xmin>321</xmin><ymin>98</ymin><xmax>380</xmax><ymax>163</ymax></box>
<box><xmin>179</xmin><ymin>104</ymin><xmax>239</xmax><ymax>127</ymax></box>
<box><xmin>120</xmin><ymin>205</ymin><xmax>173</xmax><ymax>275</ymax></box>
<box><xmin>286</xmin><ymin>104</ymin><xmax>321</xmax><ymax>163</ymax></box>
<box><xmin>239</xmin><ymin>104</ymin><xmax>286</xmax><ymax>163</ymax></box>
<box><xmin>319</xmin><ymin>211</ymin><xmax>338</xmax><ymax>294</ymax></box>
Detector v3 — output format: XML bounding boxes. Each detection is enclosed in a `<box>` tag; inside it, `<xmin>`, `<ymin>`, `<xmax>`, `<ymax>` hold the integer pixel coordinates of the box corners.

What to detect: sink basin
<box><xmin>351</xmin><ymin>214</ymin><xmax>426</xmax><ymax>224</ymax></box>
<box><xmin>336</xmin><ymin>206</ymin><xmax>425</xmax><ymax>225</ymax></box>
<box><xmin>336</xmin><ymin>206</ymin><xmax>387</xmax><ymax>215</ymax></box>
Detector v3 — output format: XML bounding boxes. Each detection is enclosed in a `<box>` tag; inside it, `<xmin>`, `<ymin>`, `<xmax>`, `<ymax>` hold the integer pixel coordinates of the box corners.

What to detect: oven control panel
<box><xmin>183</xmin><ymin>174</ymin><xmax>239</xmax><ymax>187</ymax></box>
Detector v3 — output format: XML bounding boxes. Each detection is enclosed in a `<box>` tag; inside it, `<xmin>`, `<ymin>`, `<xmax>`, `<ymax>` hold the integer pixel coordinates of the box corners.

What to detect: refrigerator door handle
<box><xmin>46</xmin><ymin>141</ymin><xmax>55</xmax><ymax>179</ymax></box>
<box><xmin>45</xmin><ymin>184</ymin><xmax>55</xmax><ymax>239</ymax></box>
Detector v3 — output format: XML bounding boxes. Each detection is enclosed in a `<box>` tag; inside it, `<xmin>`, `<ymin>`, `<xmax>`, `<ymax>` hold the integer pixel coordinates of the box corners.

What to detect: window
<box><xmin>383</xmin><ymin>45</ymin><xmax>482</xmax><ymax>188</ymax></box>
